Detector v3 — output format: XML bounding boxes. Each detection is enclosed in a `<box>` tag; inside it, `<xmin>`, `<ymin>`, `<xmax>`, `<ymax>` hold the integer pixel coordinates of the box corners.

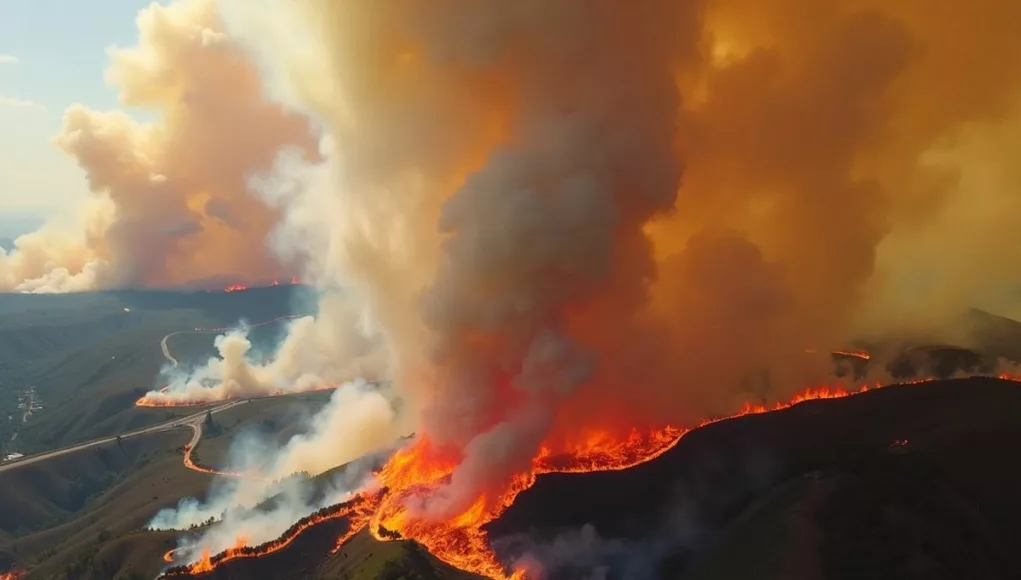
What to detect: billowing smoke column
<box><xmin>0</xmin><ymin>0</ymin><xmax>314</xmax><ymax>293</ymax></box>
<box><xmin>213</xmin><ymin>0</ymin><xmax>1021</xmax><ymax>533</ymax></box>
<box><xmin>52</xmin><ymin>0</ymin><xmax>1012</xmax><ymax>571</ymax></box>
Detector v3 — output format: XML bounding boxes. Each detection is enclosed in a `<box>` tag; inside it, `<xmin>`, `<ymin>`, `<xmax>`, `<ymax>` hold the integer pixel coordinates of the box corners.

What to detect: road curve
<box><xmin>0</xmin><ymin>315</ymin><xmax>302</xmax><ymax>474</ymax></box>
<box><xmin>0</xmin><ymin>400</ymin><xmax>246</xmax><ymax>473</ymax></box>
<box><xmin>161</xmin><ymin>332</ymin><xmax>181</xmax><ymax>367</ymax></box>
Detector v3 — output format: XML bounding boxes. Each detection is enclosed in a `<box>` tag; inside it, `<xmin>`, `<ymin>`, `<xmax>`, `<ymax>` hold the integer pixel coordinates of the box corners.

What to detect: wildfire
<box><xmin>222</xmin><ymin>278</ymin><xmax>301</xmax><ymax>293</ymax></box>
<box><xmin>0</xmin><ymin>572</ymin><xmax>24</xmax><ymax>580</ymax></box>
<box><xmin>832</xmin><ymin>349</ymin><xmax>872</xmax><ymax>361</ymax></box>
<box><xmin>133</xmin><ymin>314</ymin><xmax>314</xmax><ymax>408</ymax></box>
<box><xmin>182</xmin><ymin>443</ymin><xmax>266</xmax><ymax>480</ymax></box>
<box><xmin>163</xmin><ymin>549</ymin><xmax>178</xmax><ymax>563</ymax></box>
<box><xmin>160</xmin><ymin>497</ymin><xmax>372</xmax><ymax>577</ymax></box>
<box><xmin>135</xmin><ymin>381</ymin><xmax>337</xmax><ymax>408</ymax></box>
<box><xmin>160</xmin><ymin>373</ymin><xmax>1021</xmax><ymax>579</ymax></box>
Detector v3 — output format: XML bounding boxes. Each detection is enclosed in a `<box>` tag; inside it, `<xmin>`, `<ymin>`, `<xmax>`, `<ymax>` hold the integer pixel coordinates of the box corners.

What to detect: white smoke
<box><xmin>150</xmin><ymin>381</ymin><xmax>405</xmax><ymax>556</ymax></box>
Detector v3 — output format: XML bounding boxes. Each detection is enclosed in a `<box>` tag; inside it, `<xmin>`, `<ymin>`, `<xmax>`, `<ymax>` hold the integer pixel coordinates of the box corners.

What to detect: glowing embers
<box><xmin>160</xmin><ymin>497</ymin><xmax>372</xmax><ymax>577</ymax></box>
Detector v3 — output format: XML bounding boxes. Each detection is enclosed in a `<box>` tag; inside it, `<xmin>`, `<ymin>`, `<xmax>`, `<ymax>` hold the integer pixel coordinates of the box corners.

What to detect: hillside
<box><xmin>87</xmin><ymin>375</ymin><xmax>1021</xmax><ymax>580</ymax></box>
<box><xmin>0</xmin><ymin>285</ymin><xmax>315</xmax><ymax>454</ymax></box>
<box><xmin>488</xmin><ymin>376</ymin><xmax>1021</xmax><ymax>579</ymax></box>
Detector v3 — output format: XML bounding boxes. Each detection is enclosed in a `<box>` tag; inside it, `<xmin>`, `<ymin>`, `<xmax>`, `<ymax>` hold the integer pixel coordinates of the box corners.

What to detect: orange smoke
<box><xmin>0</xmin><ymin>0</ymin><xmax>314</xmax><ymax>293</ymax></box>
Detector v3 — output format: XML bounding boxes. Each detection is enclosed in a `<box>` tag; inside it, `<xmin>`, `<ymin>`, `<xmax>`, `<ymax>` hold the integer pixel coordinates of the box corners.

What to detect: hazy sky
<box><xmin>0</xmin><ymin>0</ymin><xmax>151</xmax><ymax>232</ymax></box>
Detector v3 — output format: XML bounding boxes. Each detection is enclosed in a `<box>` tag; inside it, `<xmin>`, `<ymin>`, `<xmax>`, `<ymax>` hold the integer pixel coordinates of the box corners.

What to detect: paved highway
<box><xmin>0</xmin><ymin>315</ymin><xmax>303</xmax><ymax>474</ymax></box>
<box><xmin>0</xmin><ymin>399</ymin><xmax>246</xmax><ymax>473</ymax></box>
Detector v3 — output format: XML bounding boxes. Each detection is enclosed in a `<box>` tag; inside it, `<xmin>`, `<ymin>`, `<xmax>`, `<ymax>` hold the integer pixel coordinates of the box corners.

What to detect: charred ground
<box><xmin>3</xmin><ymin>288</ymin><xmax>1021</xmax><ymax>579</ymax></box>
<box><xmin>488</xmin><ymin>376</ymin><xmax>1021</xmax><ymax>580</ymax></box>
<box><xmin>160</xmin><ymin>375</ymin><xmax>1021</xmax><ymax>580</ymax></box>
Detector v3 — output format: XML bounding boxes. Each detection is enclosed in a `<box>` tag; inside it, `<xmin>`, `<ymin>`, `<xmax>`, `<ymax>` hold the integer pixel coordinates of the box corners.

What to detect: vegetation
<box><xmin>0</xmin><ymin>285</ymin><xmax>313</xmax><ymax>454</ymax></box>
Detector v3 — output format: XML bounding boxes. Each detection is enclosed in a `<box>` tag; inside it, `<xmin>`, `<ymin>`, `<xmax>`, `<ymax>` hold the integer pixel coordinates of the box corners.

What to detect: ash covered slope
<box><xmin>488</xmin><ymin>377</ymin><xmax>1021</xmax><ymax>580</ymax></box>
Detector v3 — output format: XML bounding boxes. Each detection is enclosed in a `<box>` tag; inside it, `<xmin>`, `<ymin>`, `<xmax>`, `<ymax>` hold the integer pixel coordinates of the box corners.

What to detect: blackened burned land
<box><xmin>486</xmin><ymin>377</ymin><xmax>1021</xmax><ymax>580</ymax></box>
<box><xmin>168</xmin><ymin>377</ymin><xmax>1021</xmax><ymax>580</ymax></box>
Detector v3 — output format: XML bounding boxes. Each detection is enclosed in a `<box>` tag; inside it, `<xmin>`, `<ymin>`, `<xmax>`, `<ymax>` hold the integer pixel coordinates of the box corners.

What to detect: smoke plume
<box><xmin>0</xmin><ymin>0</ymin><xmax>314</xmax><ymax>292</ymax></box>
<box><xmin>207</xmin><ymin>0</ymin><xmax>1021</xmax><ymax>528</ymax></box>
<box><xmin>149</xmin><ymin>380</ymin><xmax>402</xmax><ymax>555</ymax></box>
<box><xmin>1</xmin><ymin>0</ymin><xmax>996</xmax><ymax>566</ymax></box>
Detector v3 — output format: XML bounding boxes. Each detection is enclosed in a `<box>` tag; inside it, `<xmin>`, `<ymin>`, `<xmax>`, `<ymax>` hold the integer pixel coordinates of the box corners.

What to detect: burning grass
<box><xmin>160</xmin><ymin>373</ymin><xmax>1021</xmax><ymax>579</ymax></box>
<box><xmin>160</xmin><ymin>495</ymin><xmax>374</xmax><ymax>576</ymax></box>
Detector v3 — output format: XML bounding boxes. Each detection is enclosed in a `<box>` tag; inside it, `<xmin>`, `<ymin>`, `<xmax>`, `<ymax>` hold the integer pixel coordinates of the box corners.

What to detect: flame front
<box><xmin>161</xmin><ymin>374</ymin><xmax>1021</xmax><ymax>579</ymax></box>
<box><xmin>161</xmin><ymin>497</ymin><xmax>374</xmax><ymax>577</ymax></box>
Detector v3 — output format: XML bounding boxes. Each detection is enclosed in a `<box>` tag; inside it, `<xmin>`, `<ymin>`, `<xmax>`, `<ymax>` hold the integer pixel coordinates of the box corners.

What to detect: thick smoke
<box><xmin>142</xmin><ymin>295</ymin><xmax>388</xmax><ymax>404</ymax></box>
<box><xmin>149</xmin><ymin>381</ymin><xmax>402</xmax><ymax>554</ymax></box>
<box><xmin>0</xmin><ymin>0</ymin><xmax>314</xmax><ymax>292</ymax></box>
<box><xmin>213</xmin><ymin>0</ymin><xmax>1021</xmax><ymax>527</ymax></box>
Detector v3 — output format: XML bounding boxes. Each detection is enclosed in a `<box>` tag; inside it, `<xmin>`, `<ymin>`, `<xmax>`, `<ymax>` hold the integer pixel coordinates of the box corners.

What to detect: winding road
<box><xmin>0</xmin><ymin>399</ymin><xmax>245</xmax><ymax>473</ymax></box>
<box><xmin>0</xmin><ymin>316</ymin><xmax>302</xmax><ymax>474</ymax></box>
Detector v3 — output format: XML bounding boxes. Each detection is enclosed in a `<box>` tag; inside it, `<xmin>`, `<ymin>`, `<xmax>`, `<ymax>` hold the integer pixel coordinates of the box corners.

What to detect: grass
<box><xmin>0</xmin><ymin>285</ymin><xmax>321</xmax><ymax>577</ymax></box>
<box><xmin>195</xmin><ymin>392</ymin><xmax>334</xmax><ymax>470</ymax></box>
<box><xmin>0</xmin><ymin>285</ymin><xmax>313</xmax><ymax>455</ymax></box>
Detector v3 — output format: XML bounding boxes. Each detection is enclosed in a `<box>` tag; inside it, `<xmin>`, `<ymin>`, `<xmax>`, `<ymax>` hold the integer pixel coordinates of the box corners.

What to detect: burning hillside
<box><xmin>150</xmin><ymin>374</ymin><xmax>1021</xmax><ymax>580</ymax></box>
<box><xmin>116</xmin><ymin>0</ymin><xmax>1021</xmax><ymax>579</ymax></box>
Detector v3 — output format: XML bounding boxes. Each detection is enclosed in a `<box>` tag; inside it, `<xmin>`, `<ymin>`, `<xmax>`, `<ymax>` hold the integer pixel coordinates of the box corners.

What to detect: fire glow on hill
<box><xmin>158</xmin><ymin>373</ymin><xmax>1021</xmax><ymax>579</ymax></box>
<box><xmin>134</xmin><ymin>0</ymin><xmax>1021</xmax><ymax>577</ymax></box>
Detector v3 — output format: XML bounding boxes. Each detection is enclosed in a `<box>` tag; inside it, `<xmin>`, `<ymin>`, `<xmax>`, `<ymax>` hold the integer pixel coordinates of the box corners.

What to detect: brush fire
<box><xmin>0</xmin><ymin>0</ymin><xmax>1016</xmax><ymax>578</ymax></box>
<box><xmin>115</xmin><ymin>0</ymin><xmax>1021</xmax><ymax>577</ymax></box>
<box><xmin>154</xmin><ymin>373</ymin><xmax>1021</xmax><ymax>579</ymax></box>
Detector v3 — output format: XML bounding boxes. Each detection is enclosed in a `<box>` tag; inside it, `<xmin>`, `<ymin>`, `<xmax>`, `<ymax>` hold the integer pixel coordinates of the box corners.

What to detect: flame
<box><xmin>832</xmin><ymin>349</ymin><xmax>872</xmax><ymax>360</ymax></box>
<box><xmin>0</xmin><ymin>572</ymin><xmax>24</xmax><ymax>580</ymax></box>
<box><xmin>133</xmin><ymin>315</ymin><xmax>317</xmax><ymax>408</ymax></box>
<box><xmin>182</xmin><ymin>442</ymin><xmax>267</xmax><ymax>479</ymax></box>
<box><xmin>163</xmin><ymin>549</ymin><xmax>178</xmax><ymax>563</ymax></box>
<box><xmin>160</xmin><ymin>497</ymin><xmax>373</xmax><ymax>577</ymax></box>
<box><xmin>221</xmin><ymin>279</ymin><xmax>301</xmax><ymax>293</ymax></box>
<box><xmin>135</xmin><ymin>381</ymin><xmax>337</xmax><ymax>408</ymax></box>
<box><xmin>159</xmin><ymin>373</ymin><xmax>1021</xmax><ymax>579</ymax></box>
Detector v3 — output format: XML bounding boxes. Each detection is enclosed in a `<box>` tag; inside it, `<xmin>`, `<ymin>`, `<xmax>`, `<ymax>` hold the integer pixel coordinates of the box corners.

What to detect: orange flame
<box><xmin>160</xmin><ymin>497</ymin><xmax>372</xmax><ymax>577</ymax></box>
<box><xmin>182</xmin><ymin>443</ymin><xmax>267</xmax><ymax>480</ymax></box>
<box><xmin>133</xmin><ymin>315</ymin><xmax>316</xmax><ymax>408</ymax></box>
<box><xmin>832</xmin><ymin>349</ymin><xmax>871</xmax><ymax>360</ymax></box>
<box><xmin>0</xmin><ymin>572</ymin><xmax>24</xmax><ymax>580</ymax></box>
<box><xmin>159</xmin><ymin>373</ymin><xmax>1021</xmax><ymax>579</ymax></box>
